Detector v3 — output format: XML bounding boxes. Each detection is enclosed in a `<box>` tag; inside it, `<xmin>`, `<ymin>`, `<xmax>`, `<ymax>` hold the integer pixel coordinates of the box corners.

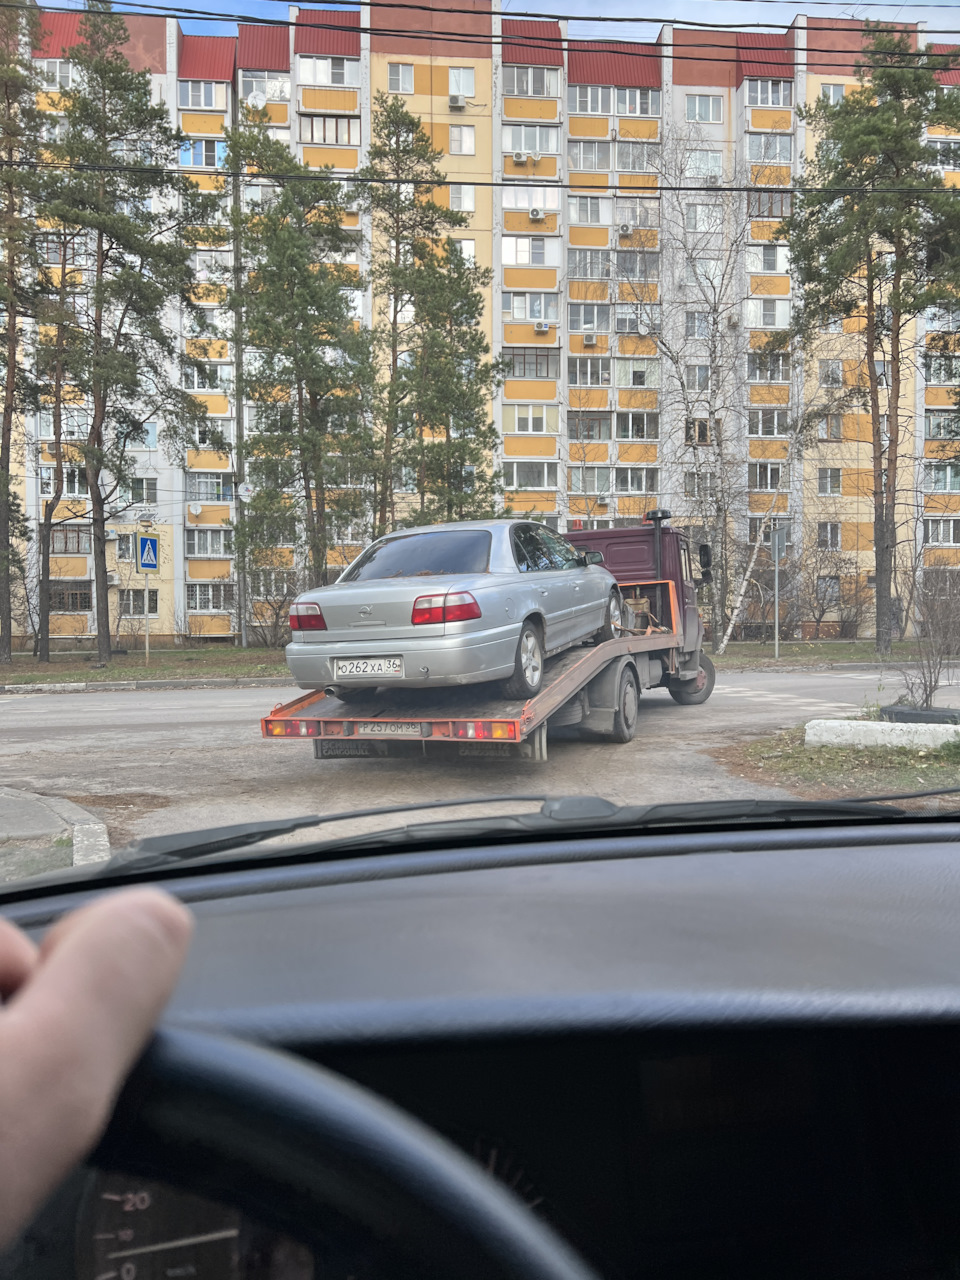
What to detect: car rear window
<box><xmin>341</xmin><ymin>530</ymin><xmax>492</xmax><ymax>582</ymax></box>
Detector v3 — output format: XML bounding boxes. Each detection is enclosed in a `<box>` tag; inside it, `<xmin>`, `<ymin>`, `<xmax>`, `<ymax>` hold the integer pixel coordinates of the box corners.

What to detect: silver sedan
<box><xmin>285</xmin><ymin>520</ymin><xmax>622</xmax><ymax>698</ymax></box>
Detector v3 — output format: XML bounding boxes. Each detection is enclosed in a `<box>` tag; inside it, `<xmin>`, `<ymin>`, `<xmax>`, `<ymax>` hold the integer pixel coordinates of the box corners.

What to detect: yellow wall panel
<box><xmin>749</xmin><ymin>330</ymin><xmax>778</xmax><ymax>349</ymax></box>
<box><xmin>504</xmin><ymin>491</ymin><xmax>556</xmax><ymax>511</ymax></box>
<box><xmin>427</xmin><ymin>122</ymin><xmax>449</xmax><ymax>151</ymax></box>
<box><xmin>618</xmin><ymin>119</ymin><xmax>658</xmax><ymax>139</ymax></box>
<box><xmin>189</xmin><ymin>283</ymin><xmax>227</xmax><ymax>304</ymax></box>
<box><xmin>186</xmin><ymin>448</ymin><xmax>232</xmax><ymax>470</ymax></box>
<box><xmin>414</xmin><ymin>64</ymin><xmax>432</xmax><ymax>96</ymax></box>
<box><xmin>187</xmin><ymin>174</ymin><xmax>225</xmax><ymax>192</ymax></box>
<box><xmin>751</xmin><ymin>165</ymin><xmax>792</xmax><ymax>186</ymax></box>
<box><xmin>569</xmin><ymin>226</ymin><xmax>609</xmax><ymax>247</ymax></box>
<box><xmin>503</xmin><ymin>323</ymin><xmax>556</xmax><ymax>344</ymax></box>
<box><xmin>570</xmin><ymin>389</ymin><xmax>610</xmax><ymax>410</ymax></box>
<box><xmin>617</xmin><ymin>389</ymin><xmax>657</xmax><ymax>410</ymax></box>
<box><xmin>504</xmin><ymin>379</ymin><xmax>557</xmax><ymax>399</ymax></box>
<box><xmin>504</xmin><ymin>211</ymin><xmax>558</xmax><ymax>232</ymax></box>
<box><xmin>945</xmin><ymin>171</ymin><xmax>960</xmax><ymax>188</ymax></box>
<box><xmin>265</xmin><ymin>103</ymin><xmax>288</xmax><ymax>124</ymax></box>
<box><xmin>186</xmin><ymin>504</ymin><xmax>231</xmax><ymax>526</ymax></box>
<box><xmin>747</xmin><ymin>493</ymin><xmax>789</xmax><ymax>513</ymax></box>
<box><xmin>49</xmin><ymin>614</ymin><xmax>86</xmax><ymax>636</ymax></box>
<box><xmin>503</xmin><ymin>97</ymin><xmax>557</xmax><ymax>119</ymax></box>
<box><xmin>504</xmin><ymin>268</ymin><xmax>557</xmax><ymax>288</ymax></box>
<box><xmin>924</xmin><ymin>547</ymin><xmax>960</xmax><ymax>566</ymax></box>
<box><xmin>748</xmin><ymin>439</ymin><xmax>789</xmax><ymax>459</ymax></box>
<box><xmin>301</xmin><ymin>88</ymin><xmax>358</xmax><ymax>112</ymax></box>
<box><xmin>750</xmin><ymin>109</ymin><xmax>792</xmax><ymax>131</ymax></box>
<box><xmin>750</xmin><ymin>275</ymin><xmax>790</xmax><ymax>295</ymax></box>
<box><xmin>842</xmin><ymin>523</ymin><xmax>874</xmax><ymax>551</ymax></box>
<box><xmin>568</xmin><ymin>117</ymin><xmax>609</xmax><ymax>137</ymax></box>
<box><xmin>749</xmin><ymin>385</ymin><xmax>790</xmax><ymax>404</ymax></box>
<box><xmin>569</xmin><ymin>335</ymin><xmax>609</xmax><ymax>354</ymax></box>
<box><xmin>189</xmin><ymin>614</ymin><xmax>232</xmax><ymax>635</ymax></box>
<box><xmin>841</xmin><ymin>469</ymin><xmax>873</xmax><ymax>498</ymax></box>
<box><xmin>49</xmin><ymin>557</ymin><xmax>88</xmax><ymax>577</ymax></box>
<box><xmin>569</xmin><ymin>442</ymin><xmax>608</xmax><ymax>463</ymax></box>
<box><xmin>191</xmin><ymin>392</ymin><xmax>230</xmax><ymax>415</ymax></box>
<box><xmin>925</xmin><ymin>439</ymin><xmax>960</xmax><ymax>458</ymax></box>
<box><xmin>185</xmin><ymin>338</ymin><xmax>229</xmax><ymax>360</ymax></box>
<box><xmin>617</xmin><ymin>442</ymin><xmax>657</xmax><ymax>464</ymax></box>
<box><xmin>750</xmin><ymin>220</ymin><xmax>784</xmax><ymax>240</ymax></box>
<box><xmin>504</xmin><ymin>156</ymin><xmax>557</xmax><ymax>178</ymax></box>
<box><xmin>50</xmin><ymin>501</ymin><xmax>88</xmax><ymax>521</ymax></box>
<box><xmin>303</xmin><ymin>146</ymin><xmax>358</xmax><ymax>169</ymax></box>
<box><xmin>567</xmin><ymin>496</ymin><xmax>612</xmax><ymax>516</ymax></box>
<box><xmin>618</xmin><ymin>282</ymin><xmax>657</xmax><ymax>302</ymax></box>
<box><xmin>187</xmin><ymin>560</ymin><xmax>232</xmax><ymax>580</ymax></box>
<box><xmin>503</xmin><ymin>436</ymin><xmax>557</xmax><ymax>456</ymax></box>
<box><xmin>616</xmin><ymin>496</ymin><xmax>654</xmax><ymax>518</ymax></box>
<box><xmin>181</xmin><ymin>113</ymin><xmax>224</xmax><ymax>134</ymax></box>
<box><xmin>568</xmin><ymin>280</ymin><xmax>609</xmax><ymax>302</ymax></box>
<box><xmin>618</xmin><ymin>335</ymin><xmax>658</xmax><ymax>356</ymax></box>
<box><xmin>924</xmin><ymin>493</ymin><xmax>960</xmax><ymax>513</ymax></box>
<box><xmin>619</xmin><ymin>174</ymin><xmax>658</xmax><ymax>188</ymax></box>
<box><xmin>926</xmin><ymin>387</ymin><xmax>958</xmax><ymax>406</ymax></box>
<box><xmin>569</xmin><ymin>173</ymin><xmax>609</xmax><ymax>188</ymax></box>
<box><xmin>846</xmin><ymin>413</ymin><xmax>872</xmax><ymax>441</ymax></box>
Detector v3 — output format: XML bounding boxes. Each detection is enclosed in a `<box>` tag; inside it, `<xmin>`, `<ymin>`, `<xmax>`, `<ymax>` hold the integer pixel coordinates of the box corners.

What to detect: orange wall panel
<box><xmin>502</xmin><ymin>97</ymin><xmax>557</xmax><ymax>119</ymax></box>
<box><xmin>503</xmin><ymin>436</ymin><xmax>557</xmax><ymax>457</ymax></box>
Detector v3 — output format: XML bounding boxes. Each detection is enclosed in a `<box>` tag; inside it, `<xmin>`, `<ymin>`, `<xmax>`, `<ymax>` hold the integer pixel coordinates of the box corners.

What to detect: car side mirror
<box><xmin>584</xmin><ymin>551</ymin><xmax>604</xmax><ymax>565</ymax></box>
<box><xmin>699</xmin><ymin>544</ymin><xmax>713</xmax><ymax>570</ymax></box>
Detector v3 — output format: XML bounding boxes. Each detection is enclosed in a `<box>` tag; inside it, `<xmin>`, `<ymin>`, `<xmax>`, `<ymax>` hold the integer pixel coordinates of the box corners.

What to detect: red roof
<box><xmin>179</xmin><ymin>35</ymin><xmax>236</xmax><ymax>82</ymax></box>
<box><xmin>932</xmin><ymin>44</ymin><xmax>960</xmax><ymax>87</ymax></box>
<box><xmin>568</xmin><ymin>41</ymin><xmax>661</xmax><ymax>89</ymax></box>
<box><xmin>502</xmin><ymin>20</ymin><xmax>563</xmax><ymax>68</ymax></box>
<box><xmin>736</xmin><ymin>32</ymin><xmax>792</xmax><ymax>86</ymax></box>
<box><xmin>296</xmin><ymin>10</ymin><xmax>361</xmax><ymax>58</ymax></box>
<box><xmin>34</xmin><ymin>11</ymin><xmax>82</xmax><ymax>58</ymax></box>
<box><xmin>237</xmin><ymin>24</ymin><xmax>289</xmax><ymax>72</ymax></box>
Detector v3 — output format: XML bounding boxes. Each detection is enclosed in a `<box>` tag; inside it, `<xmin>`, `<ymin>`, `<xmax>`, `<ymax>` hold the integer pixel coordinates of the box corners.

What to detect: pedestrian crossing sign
<box><xmin>137</xmin><ymin>534</ymin><xmax>159</xmax><ymax>574</ymax></box>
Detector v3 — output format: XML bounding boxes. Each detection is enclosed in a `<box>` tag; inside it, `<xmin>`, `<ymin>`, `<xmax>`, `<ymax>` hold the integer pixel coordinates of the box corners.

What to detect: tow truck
<box><xmin>261</xmin><ymin>511</ymin><xmax>715</xmax><ymax>762</ymax></box>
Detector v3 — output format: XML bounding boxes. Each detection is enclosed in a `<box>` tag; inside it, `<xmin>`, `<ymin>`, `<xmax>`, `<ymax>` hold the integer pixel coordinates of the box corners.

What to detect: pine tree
<box><xmin>35</xmin><ymin>2</ymin><xmax>213</xmax><ymax>664</ymax></box>
<box><xmin>783</xmin><ymin>27</ymin><xmax>960</xmax><ymax>655</ymax></box>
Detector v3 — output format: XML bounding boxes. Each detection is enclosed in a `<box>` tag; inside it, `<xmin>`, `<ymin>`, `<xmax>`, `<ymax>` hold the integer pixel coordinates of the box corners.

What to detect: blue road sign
<box><xmin>137</xmin><ymin>534</ymin><xmax>159</xmax><ymax>574</ymax></box>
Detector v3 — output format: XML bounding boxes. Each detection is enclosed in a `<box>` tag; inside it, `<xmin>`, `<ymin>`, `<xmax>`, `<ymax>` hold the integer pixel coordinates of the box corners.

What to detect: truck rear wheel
<box><xmin>668</xmin><ymin>653</ymin><xmax>716</xmax><ymax>705</ymax></box>
<box><xmin>608</xmin><ymin>665</ymin><xmax>640</xmax><ymax>743</ymax></box>
<box><xmin>503</xmin><ymin>621</ymin><xmax>544</xmax><ymax>699</ymax></box>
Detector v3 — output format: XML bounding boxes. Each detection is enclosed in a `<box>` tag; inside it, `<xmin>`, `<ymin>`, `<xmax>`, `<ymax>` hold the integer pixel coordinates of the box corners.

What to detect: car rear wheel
<box><xmin>503</xmin><ymin>621</ymin><xmax>544</xmax><ymax>699</ymax></box>
<box><xmin>668</xmin><ymin>653</ymin><xmax>716</xmax><ymax>705</ymax></box>
<box><xmin>595</xmin><ymin>592</ymin><xmax>623</xmax><ymax>644</ymax></box>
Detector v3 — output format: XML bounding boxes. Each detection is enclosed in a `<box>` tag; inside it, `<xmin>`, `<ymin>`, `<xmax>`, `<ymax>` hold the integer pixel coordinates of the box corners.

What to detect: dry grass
<box><xmin>2</xmin><ymin>646</ymin><xmax>290</xmax><ymax>685</ymax></box>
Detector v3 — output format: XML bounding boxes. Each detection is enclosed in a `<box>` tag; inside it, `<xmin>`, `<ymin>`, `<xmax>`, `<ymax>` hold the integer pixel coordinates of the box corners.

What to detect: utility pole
<box><xmin>772</xmin><ymin>524</ymin><xmax>787</xmax><ymax>661</ymax></box>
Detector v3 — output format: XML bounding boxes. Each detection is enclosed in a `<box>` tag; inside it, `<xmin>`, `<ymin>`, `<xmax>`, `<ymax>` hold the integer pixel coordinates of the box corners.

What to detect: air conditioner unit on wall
<box><xmin>531</xmin><ymin>151</ymin><xmax>542</xmax><ymax>164</ymax></box>
<box><xmin>534</xmin><ymin>320</ymin><xmax>551</xmax><ymax>334</ymax></box>
<box><xmin>618</xmin><ymin>223</ymin><xmax>633</xmax><ymax>237</ymax></box>
<box><xmin>106</xmin><ymin>573</ymin><xmax>119</xmax><ymax>587</ymax></box>
<box><xmin>705</xmin><ymin>174</ymin><xmax>720</xmax><ymax>186</ymax></box>
<box><xmin>529</xmin><ymin>207</ymin><xmax>545</xmax><ymax>221</ymax></box>
<box><xmin>449</xmin><ymin>94</ymin><xmax>466</xmax><ymax>110</ymax></box>
<box><xmin>512</xmin><ymin>151</ymin><xmax>528</xmax><ymax>165</ymax></box>
<box><xmin>582</xmin><ymin>332</ymin><xmax>598</xmax><ymax>346</ymax></box>
<box><xmin>727</xmin><ymin>314</ymin><xmax>740</xmax><ymax>328</ymax></box>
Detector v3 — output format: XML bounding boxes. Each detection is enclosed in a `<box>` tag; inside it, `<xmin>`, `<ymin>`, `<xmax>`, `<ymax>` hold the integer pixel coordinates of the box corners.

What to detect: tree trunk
<box><xmin>863</xmin><ymin>255</ymin><xmax>892</xmax><ymax>658</ymax></box>
<box><xmin>0</xmin><ymin>264</ymin><xmax>15</xmax><ymax>665</ymax></box>
<box><xmin>87</xmin><ymin>457</ymin><xmax>112</xmax><ymax>664</ymax></box>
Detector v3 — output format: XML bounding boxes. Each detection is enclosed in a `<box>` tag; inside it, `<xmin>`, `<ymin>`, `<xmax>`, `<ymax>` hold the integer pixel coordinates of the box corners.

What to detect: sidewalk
<box><xmin>1</xmin><ymin>675</ymin><xmax>294</xmax><ymax>695</ymax></box>
<box><xmin>0</xmin><ymin>788</ymin><xmax>110</xmax><ymax>881</ymax></box>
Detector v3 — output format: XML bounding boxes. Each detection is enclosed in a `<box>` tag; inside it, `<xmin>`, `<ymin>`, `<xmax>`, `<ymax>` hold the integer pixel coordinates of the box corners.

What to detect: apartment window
<box><xmin>686</xmin><ymin>95</ymin><xmax>722</xmax><ymax>123</ymax></box>
<box><xmin>178</xmin><ymin>80</ymin><xmax>226</xmax><ymax>110</ymax></box>
<box><xmin>508</xmin><ymin>347</ymin><xmax>560</xmax><ymax>378</ymax></box>
<box><xmin>684</xmin><ymin>151</ymin><xmax>722</xmax><ymax>180</ymax></box>
<box><xmin>569</xmin><ymin>357</ymin><xmax>611</xmax><ymax>386</ymax></box>
<box><xmin>388</xmin><ymin>63</ymin><xmax>414</xmax><ymax>93</ymax></box>
<box><xmin>49</xmin><ymin>580</ymin><xmax>91</xmax><ymax>611</ymax></box>
<box><xmin>568</xmin><ymin>304</ymin><xmax>610</xmax><ymax>332</ymax></box>
<box><xmin>684</xmin><ymin>471</ymin><xmax>717</xmax><ymax>499</ymax></box>
<box><xmin>504</xmin><ymin>292</ymin><xmax>559</xmax><ymax>321</ymax></box>
<box><xmin>503</xmin><ymin>461</ymin><xmax>558</xmax><ymax>489</ymax></box>
<box><xmin>567</xmin><ymin>140</ymin><xmax>612</xmax><ymax>171</ymax></box>
<box><xmin>241</xmin><ymin>70</ymin><xmax>291</xmax><ymax>99</ymax></box>
<box><xmin>685</xmin><ymin>311</ymin><xmax>710</xmax><ymax>339</ymax></box>
<box><xmin>615</xmin><ymin>197</ymin><xmax>659</xmax><ymax>228</ymax></box>
<box><xmin>748</xmin><ymin>134</ymin><xmax>792</xmax><ymax>164</ymax></box>
<box><xmin>818</xmin><ymin>522</ymin><xmax>841</xmax><ymax>550</ymax></box>
<box><xmin>502</xmin><ymin>404</ymin><xmax>559</xmax><ymax>434</ymax></box>
<box><xmin>816</xmin><ymin>575</ymin><xmax>841</xmax><ymax>606</ymax></box>
<box><xmin>248</xmin><ymin>569</ymin><xmax>300</xmax><ymax>599</ymax></box>
<box><xmin>819</xmin><ymin>359</ymin><xmax>843</xmax><ymax>388</ymax></box>
<box><xmin>567</xmin><ymin>249</ymin><xmax>611</xmax><ymax>279</ymax></box>
<box><xmin>748</xmin><ymin>409</ymin><xmax>789</xmax><ymax>436</ymax></box>
<box><xmin>686</xmin><ymin>255</ymin><xmax>722</xmax><ymax>287</ymax></box>
<box><xmin>818</xmin><ymin>467</ymin><xmax>841</xmax><ymax>495</ymax></box>
<box><xmin>568</xmin><ymin>86</ymin><xmax>612</xmax><ymax>115</ymax></box>
<box><xmin>299</xmin><ymin>116</ymin><xmax>360</xmax><ymax>145</ymax></box>
<box><xmin>749</xmin><ymin>462</ymin><xmax>789</xmax><ymax>490</ymax></box>
<box><xmin>616</xmin><ymin>88</ymin><xmax>661</xmax><ymax>117</ymax></box>
<box><xmin>568</xmin><ymin>413</ymin><xmax>612</xmax><ymax>441</ymax></box>
<box><xmin>38</xmin><ymin>58</ymin><xmax>72</xmax><ymax>89</ymax></box>
<box><xmin>820</xmin><ymin>314</ymin><xmax>843</xmax><ymax>333</ymax></box>
<box><xmin>450</xmin><ymin>184</ymin><xmax>475</xmax><ymax>212</ymax></box>
<box><xmin>451</xmin><ymin>238</ymin><xmax>475</xmax><ymax>264</ymax></box>
<box><xmin>684</xmin><ymin>203</ymin><xmax>723</xmax><ymax>234</ymax></box>
<box><xmin>928</xmin><ymin>139</ymin><xmax>960</xmax><ymax>168</ymax></box>
<box><xmin>822</xmin><ymin>84</ymin><xmax>845</xmax><ymax>105</ymax></box>
<box><xmin>449</xmin><ymin>125</ymin><xmax>476</xmax><ymax>155</ymax></box>
<box><xmin>120</xmin><ymin>477</ymin><xmax>158</xmax><ymax>505</ymax></box>
<box><xmin>187</xmin><ymin>472</ymin><xmax>234</xmax><ymax>501</ymax></box>
<box><xmin>501</xmin><ymin>185</ymin><xmax>562</xmax><ymax>211</ymax></box>
<box><xmin>187</xmin><ymin>583</ymin><xmax>235</xmax><ymax>611</ymax></box>
<box><xmin>616</xmin><ymin>412</ymin><xmax>659</xmax><ymax>440</ymax></box>
<box><xmin>748</xmin><ymin>353</ymin><xmax>790</xmax><ymax>382</ymax></box>
<box><xmin>503</xmin><ymin>125</ymin><xmax>559</xmax><ymax>154</ymax></box>
<box><xmin>745</xmin><ymin>298</ymin><xmax>791</xmax><ymax>329</ymax></box>
<box><xmin>297</xmin><ymin>57</ymin><xmax>356</xmax><ymax>88</ymax></box>
<box><xmin>616</xmin><ymin>304</ymin><xmax>660</xmax><ymax>333</ymax></box>
<box><xmin>183</xmin><ymin>364</ymin><xmax>227</xmax><ymax>390</ymax></box>
<box><xmin>873</xmin><ymin>360</ymin><xmax>890</xmax><ymax>388</ymax></box>
<box><xmin>747</xmin><ymin>78</ymin><xmax>793</xmax><ymax>107</ymax></box>
<box><xmin>749</xmin><ymin>518</ymin><xmax>794</xmax><ymax>546</ymax></box>
<box><xmin>923</xmin><ymin>518</ymin><xmax>960</xmax><ymax>544</ymax></box>
<box><xmin>117</xmin><ymin>534</ymin><xmax>133</xmax><ymax>561</ymax></box>
<box><xmin>925</xmin><ymin>412</ymin><xmax>960</xmax><ymax>438</ymax></box>
<box><xmin>197</xmin><ymin>420</ymin><xmax>234</xmax><ymax>449</ymax></box>
<box><xmin>615</xmin><ymin>467</ymin><xmax>659</xmax><ymax>494</ymax></box>
<box><xmin>180</xmin><ymin>140</ymin><xmax>227</xmax><ymax>169</ymax></box>
<box><xmin>614</xmin><ymin>250</ymin><xmax>659</xmax><ymax>281</ymax></box>
<box><xmin>748</xmin><ymin>191</ymin><xmax>793</xmax><ymax>219</ymax></box>
<box><xmin>36</xmin><ymin>407</ymin><xmax>89</xmax><ymax>439</ymax></box>
<box><xmin>746</xmin><ymin>244</ymin><xmax>789</xmax><ymax>273</ymax></box>
<box><xmin>685</xmin><ymin>418</ymin><xmax>715</xmax><ymax>446</ymax></box>
<box><xmin>818</xmin><ymin>414</ymin><xmax>843</xmax><ymax>440</ymax></box>
<box><xmin>925</xmin><ymin>305</ymin><xmax>960</xmax><ymax>331</ymax></box>
<box><xmin>448</xmin><ymin>67</ymin><xmax>475</xmax><ymax>97</ymax></box>
<box><xmin>568</xmin><ymin>196</ymin><xmax>612</xmax><ymax>224</ymax></box>
<box><xmin>926</xmin><ymin>462</ymin><xmax>960</xmax><ymax>492</ymax></box>
<box><xmin>569</xmin><ymin>466</ymin><xmax>612</xmax><ymax>495</ymax></box>
<box><xmin>925</xmin><ymin>354</ymin><xmax>960</xmax><ymax>384</ymax></box>
<box><xmin>503</xmin><ymin>236</ymin><xmax>559</xmax><ymax>266</ymax></box>
<box><xmin>39</xmin><ymin>467</ymin><xmax>87</xmax><ymax>497</ymax></box>
<box><xmin>504</xmin><ymin>65</ymin><xmax>559</xmax><ymax>97</ymax></box>
<box><xmin>140</xmin><ymin>421</ymin><xmax>158</xmax><ymax>449</ymax></box>
<box><xmin>50</xmin><ymin>525</ymin><xmax>92</xmax><ymax>554</ymax></box>
<box><xmin>119</xmin><ymin>588</ymin><xmax>159</xmax><ymax>616</ymax></box>
<box><xmin>617</xmin><ymin>359</ymin><xmax>659</xmax><ymax>389</ymax></box>
<box><xmin>186</xmin><ymin>528</ymin><xmax>233</xmax><ymax>556</ymax></box>
<box><xmin>616</xmin><ymin>142</ymin><xmax>658</xmax><ymax>173</ymax></box>
<box><xmin>684</xmin><ymin>364</ymin><xmax>716</xmax><ymax>392</ymax></box>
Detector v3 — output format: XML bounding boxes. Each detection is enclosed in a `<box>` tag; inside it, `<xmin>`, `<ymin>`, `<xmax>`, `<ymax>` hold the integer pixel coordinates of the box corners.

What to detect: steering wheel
<box><xmin>93</xmin><ymin>1027</ymin><xmax>601</xmax><ymax>1280</ymax></box>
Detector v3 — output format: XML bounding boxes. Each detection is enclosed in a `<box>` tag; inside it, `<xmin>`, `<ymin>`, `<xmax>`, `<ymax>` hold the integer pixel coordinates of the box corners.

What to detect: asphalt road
<box><xmin>0</xmin><ymin>666</ymin><xmax>915</xmax><ymax>849</ymax></box>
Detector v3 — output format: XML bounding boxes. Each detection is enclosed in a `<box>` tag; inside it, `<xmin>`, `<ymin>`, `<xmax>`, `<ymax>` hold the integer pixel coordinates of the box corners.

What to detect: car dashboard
<box><xmin>3</xmin><ymin>820</ymin><xmax>960</xmax><ymax>1280</ymax></box>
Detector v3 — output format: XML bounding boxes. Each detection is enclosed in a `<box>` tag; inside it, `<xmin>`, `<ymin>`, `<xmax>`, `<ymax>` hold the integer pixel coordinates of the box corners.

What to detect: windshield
<box><xmin>339</xmin><ymin>531</ymin><xmax>492</xmax><ymax>582</ymax></box>
<box><xmin>3</xmin><ymin>10</ymin><xmax>960</xmax><ymax>888</ymax></box>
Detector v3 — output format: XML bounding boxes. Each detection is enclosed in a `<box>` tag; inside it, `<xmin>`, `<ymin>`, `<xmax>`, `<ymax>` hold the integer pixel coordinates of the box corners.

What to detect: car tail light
<box><xmin>289</xmin><ymin>602</ymin><xmax>326</xmax><ymax>631</ymax></box>
<box><xmin>412</xmin><ymin>592</ymin><xmax>482</xmax><ymax>625</ymax></box>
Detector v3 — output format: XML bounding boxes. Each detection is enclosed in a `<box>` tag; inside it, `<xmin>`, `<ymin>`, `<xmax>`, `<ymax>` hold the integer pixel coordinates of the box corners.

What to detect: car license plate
<box><xmin>334</xmin><ymin>657</ymin><xmax>403</xmax><ymax>678</ymax></box>
<box><xmin>356</xmin><ymin>722</ymin><xmax>421</xmax><ymax>737</ymax></box>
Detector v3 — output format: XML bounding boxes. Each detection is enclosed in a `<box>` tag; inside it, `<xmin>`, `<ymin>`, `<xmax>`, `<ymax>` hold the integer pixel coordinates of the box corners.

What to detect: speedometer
<box><xmin>77</xmin><ymin>1172</ymin><xmax>314</xmax><ymax>1280</ymax></box>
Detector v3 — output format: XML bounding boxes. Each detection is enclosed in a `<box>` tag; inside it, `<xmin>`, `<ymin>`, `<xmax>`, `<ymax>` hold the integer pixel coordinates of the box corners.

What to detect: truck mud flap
<box><xmin>315</xmin><ymin>740</ymin><xmax>427</xmax><ymax>760</ymax></box>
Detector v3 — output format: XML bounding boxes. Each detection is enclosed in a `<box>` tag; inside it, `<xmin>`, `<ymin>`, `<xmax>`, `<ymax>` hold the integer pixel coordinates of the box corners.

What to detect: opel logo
<box><xmin>358</xmin><ymin>605</ymin><xmax>372</xmax><ymax>617</ymax></box>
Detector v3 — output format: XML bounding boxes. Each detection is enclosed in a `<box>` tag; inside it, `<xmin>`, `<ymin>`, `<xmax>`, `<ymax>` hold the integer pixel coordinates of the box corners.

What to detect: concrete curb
<box><xmin>42</xmin><ymin>795</ymin><xmax>111</xmax><ymax>865</ymax></box>
<box><xmin>0</xmin><ymin>789</ymin><xmax>110</xmax><ymax>866</ymax></box>
<box><xmin>805</xmin><ymin>719</ymin><xmax>960</xmax><ymax>750</ymax></box>
<box><xmin>2</xmin><ymin>676</ymin><xmax>294</xmax><ymax>695</ymax></box>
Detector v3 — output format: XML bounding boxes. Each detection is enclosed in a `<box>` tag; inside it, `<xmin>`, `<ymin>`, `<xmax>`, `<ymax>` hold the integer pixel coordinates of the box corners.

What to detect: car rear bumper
<box><xmin>285</xmin><ymin>629</ymin><xmax>518</xmax><ymax>690</ymax></box>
